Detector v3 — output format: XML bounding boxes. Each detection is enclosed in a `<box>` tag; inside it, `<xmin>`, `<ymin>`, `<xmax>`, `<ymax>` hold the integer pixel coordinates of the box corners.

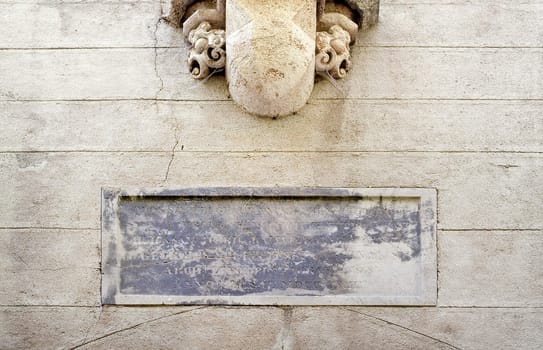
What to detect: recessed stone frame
<box><xmin>101</xmin><ymin>187</ymin><xmax>436</xmax><ymax>306</ymax></box>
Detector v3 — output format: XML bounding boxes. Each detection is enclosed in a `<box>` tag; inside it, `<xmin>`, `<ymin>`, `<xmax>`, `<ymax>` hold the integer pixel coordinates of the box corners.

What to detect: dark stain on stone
<box><xmin>101</xmin><ymin>190</ymin><xmax>116</xmax><ymax>232</ymax></box>
<box><xmin>355</xmin><ymin>205</ymin><xmax>421</xmax><ymax>260</ymax></box>
<box><xmin>115</xmin><ymin>195</ymin><xmax>420</xmax><ymax>298</ymax></box>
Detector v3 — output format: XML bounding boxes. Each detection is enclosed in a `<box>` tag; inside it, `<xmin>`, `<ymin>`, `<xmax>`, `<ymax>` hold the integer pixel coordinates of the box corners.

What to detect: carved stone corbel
<box><xmin>186</xmin><ymin>21</ymin><xmax>226</xmax><ymax>79</ymax></box>
<box><xmin>181</xmin><ymin>0</ymin><xmax>226</xmax><ymax>79</ymax></box>
<box><xmin>316</xmin><ymin>3</ymin><xmax>358</xmax><ymax>79</ymax></box>
<box><xmin>170</xmin><ymin>0</ymin><xmax>380</xmax><ymax>117</ymax></box>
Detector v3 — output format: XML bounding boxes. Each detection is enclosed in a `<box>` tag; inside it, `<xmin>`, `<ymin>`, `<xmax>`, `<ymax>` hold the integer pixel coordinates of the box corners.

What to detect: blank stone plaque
<box><xmin>101</xmin><ymin>188</ymin><xmax>437</xmax><ymax>305</ymax></box>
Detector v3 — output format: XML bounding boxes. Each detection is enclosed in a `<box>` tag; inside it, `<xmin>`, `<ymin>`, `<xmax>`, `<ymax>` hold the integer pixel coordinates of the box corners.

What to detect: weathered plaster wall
<box><xmin>1</xmin><ymin>0</ymin><xmax>542</xmax><ymax>349</ymax></box>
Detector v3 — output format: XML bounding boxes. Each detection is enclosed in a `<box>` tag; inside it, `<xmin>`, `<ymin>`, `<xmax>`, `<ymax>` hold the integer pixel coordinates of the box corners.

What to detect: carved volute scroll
<box><xmin>187</xmin><ymin>21</ymin><xmax>226</xmax><ymax>79</ymax></box>
<box><xmin>168</xmin><ymin>0</ymin><xmax>380</xmax><ymax>117</ymax></box>
<box><xmin>316</xmin><ymin>25</ymin><xmax>352</xmax><ymax>79</ymax></box>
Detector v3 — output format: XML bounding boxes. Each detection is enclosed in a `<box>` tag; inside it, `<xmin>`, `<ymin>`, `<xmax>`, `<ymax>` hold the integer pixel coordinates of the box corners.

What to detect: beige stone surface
<box><xmin>358</xmin><ymin>2</ymin><xmax>543</xmax><ymax>47</ymax></box>
<box><xmin>1</xmin><ymin>153</ymin><xmax>541</xmax><ymax>230</ymax></box>
<box><xmin>1</xmin><ymin>306</ymin><xmax>99</xmax><ymax>350</ymax></box>
<box><xmin>0</xmin><ymin>2</ymin><xmax>163</xmax><ymax>48</ymax></box>
<box><xmin>1</xmin><ymin>0</ymin><xmax>542</xmax><ymax>346</ymax></box>
<box><xmin>1</xmin><ymin>47</ymin><xmax>541</xmax><ymax>101</ymax></box>
<box><xmin>77</xmin><ymin>307</ymin><xmax>284</xmax><ymax>350</ymax></box>
<box><xmin>313</xmin><ymin>47</ymin><xmax>543</xmax><ymax>100</ymax></box>
<box><xmin>438</xmin><ymin>231</ymin><xmax>543</xmax><ymax>307</ymax></box>
<box><xmin>0</xmin><ymin>229</ymin><xmax>100</xmax><ymax>306</ymax></box>
<box><xmin>0</xmin><ymin>306</ymin><xmax>203</xmax><ymax>349</ymax></box>
<box><xmin>350</xmin><ymin>307</ymin><xmax>543</xmax><ymax>350</ymax></box>
<box><xmin>291</xmin><ymin>307</ymin><xmax>453</xmax><ymax>349</ymax></box>
<box><xmin>0</xmin><ymin>306</ymin><xmax>283</xmax><ymax>350</ymax></box>
<box><xmin>2</xmin><ymin>2</ymin><xmax>542</xmax><ymax>48</ymax></box>
<box><xmin>0</xmin><ymin>49</ymin><xmax>165</xmax><ymax>101</ymax></box>
<box><xmin>1</xmin><ymin>100</ymin><xmax>541</xmax><ymax>152</ymax></box>
<box><xmin>3</xmin><ymin>306</ymin><xmax>542</xmax><ymax>349</ymax></box>
<box><xmin>291</xmin><ymin>307</ymin><xmax>543</xmax><ymax>350</ymax></box>
<box><xmin>8</xmin><ymin>198</ymin><xmax>539</xmax><ymax>309</ymax></box>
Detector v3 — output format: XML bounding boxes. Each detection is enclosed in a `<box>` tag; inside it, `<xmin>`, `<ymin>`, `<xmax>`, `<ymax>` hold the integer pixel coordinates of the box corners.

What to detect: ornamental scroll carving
<box><xmin>168</xmin><ymin>0</ymin><xmax>380</xmax><ymax>117</ymax></box>
<box><xmin>187</xmin><ymin>22</ymin><xmax>226</xmax><ymax>79</ymax></box>
<box><xmin>316</xmin><ymin>25</ymin><xmax>352</xmax><ymax>79</ymax></box>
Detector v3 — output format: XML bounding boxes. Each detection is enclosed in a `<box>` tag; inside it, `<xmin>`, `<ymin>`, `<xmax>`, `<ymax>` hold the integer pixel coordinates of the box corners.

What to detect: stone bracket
<box><xmin>187</xmin><ymin>22</ymin><xmax>226</xmax><ymax>79</ymax></box>
<box><xmin>182</xmin><ymin>0</ymin><xmax>225</xmax><ymax>38</ymax></box>
<box><xmin>171</xmin><ymin>0</ymin><xmax>380</xmax><ymax>116</ymax></box>
<box><xmin>316</xmin><ymin>13</ymin><xmax>357</xmax><ymax>79</ymax></box>
<box><xmin>182</xmin><ymin>0</ymin><xmax>226</xmax><ymax>79</ymax></box>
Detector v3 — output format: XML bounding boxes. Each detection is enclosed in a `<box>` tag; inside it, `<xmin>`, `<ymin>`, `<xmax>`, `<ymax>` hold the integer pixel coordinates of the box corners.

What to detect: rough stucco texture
<box><xmin>1</xmin><ymin>0</ymin><xmax>542</xmax><ymax>349</ymax></box>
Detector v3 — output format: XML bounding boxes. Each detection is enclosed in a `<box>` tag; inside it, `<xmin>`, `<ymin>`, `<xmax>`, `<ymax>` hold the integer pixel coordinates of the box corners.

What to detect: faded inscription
<box><xmin>102</xmin><ymin>188</ymin><xmax>437</xmax><ymax>305</ymax></box>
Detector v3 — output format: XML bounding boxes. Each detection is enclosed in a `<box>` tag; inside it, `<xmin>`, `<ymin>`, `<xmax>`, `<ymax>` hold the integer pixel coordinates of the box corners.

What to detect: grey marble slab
<box><xmin>102</xmin><ymin>188</ymin><xmax>436</xmax><ymax>305</ymax></box>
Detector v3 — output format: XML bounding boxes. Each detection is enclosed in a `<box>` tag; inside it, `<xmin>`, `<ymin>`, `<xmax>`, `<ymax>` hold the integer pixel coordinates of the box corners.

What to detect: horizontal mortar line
<box><xmin>392</xmin><ymin>45</ymin><xmax>543</xmax><ymax>49</ymax></box>
<box><xmin>0</xmin><ymin>0</ymin><xmax>156</xmax><ymax>4</ymax></box>
<box><xmin>383</xmin><ymin>4</ymin><xmax>543</xmax><ymax>7</ymax></box>
<box><xmin>1</xmin><ymin>0</ymin><xmax>541</xmax><ymax>5</ymax></box>
<box><xmin>2</xmin><ymin>98</ymin><xmax>543</xmax><ymax>103</ymax></box>
<box><xmin>435</xmin><ymin>306</ymin><xmax>543</xmax><ymax>309</ymax></box>
<box><xmin>0</xmin><ymin>227</ymin><xmax>99</xmax><ymax>230</ymax></box>
<box><xmin>0</xmin><ymin>46</ymin><xmax>178</xmax><ymax>51</ymax></box>
<box><xmin>0</xmin><ymin>45</ymin><xmax>541</xmax><ymax>51</ymax></box>
<box><xmin>439</xmin><ymin>228</ymin><xmax>543</xmax><ymax>232</ymax></box>
<box><xmin>0</xmin><ymin>0</ymin><xmax>539</xmax><ymax>5</ymax></box>
<box><xmin>4</xmin><ymin>226</ymin><xmax>541</xmax><ymax>230</ymax></box>
<box><xmin>381</xmin><ymin>0</ymin><xmax>540</xmax><ymax>6</ymax></box>
<box><xmin>4</xmin><ymin>267</ymin><xmax>98</xmax><ymax>272</ymax></box>
<box><xmin>1</xmin><ymin>305</ymin><xmax>542</xmax><ymax>309</ymax></box>
<box><xmin>1</xmin><ymin>150</ymin><xmax>542</xmax><ymax>155</ymax></box>
<box><xmin>0</xmin><ymin>98</ymin><xmax>232</xmax><ymax>103</ymax></box>
<box><xmin>356</xmin><ymin>45</ymin><xmax>543</xmax><ymax>49</ymax></box>
<box><xmin>310</xmin><ymin>97</ymin><xmax>543</xmax><ymax>102</ymax></box>
<box><xmin>2</xmin><ymin>225</ymin><xmax>541</xmax><ymax>231</ymax></box>
<box><xmin>3</xmin><ymin>227</ymin><xmax>540</xmax><ymax>232</ymax></box>
<box><xmin>0</xmin><ymin>0</ymin><xmax>537</xmax><ymax>5</ymax></box>
<box><xmin>0</xmin><ymin>305</ymin><xmax>100</xmax><ymax>308</ymax></box>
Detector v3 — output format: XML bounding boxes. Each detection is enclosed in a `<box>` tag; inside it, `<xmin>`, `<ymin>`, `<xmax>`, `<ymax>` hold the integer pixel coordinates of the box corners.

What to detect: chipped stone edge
<box><xmin>101</xmin><ymin>187</ymin><xmax>437</xmax><ymax>306</ymax></box>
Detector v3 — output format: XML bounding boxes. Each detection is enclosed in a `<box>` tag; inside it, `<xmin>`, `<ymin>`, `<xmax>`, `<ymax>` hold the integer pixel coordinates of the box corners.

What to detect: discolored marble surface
<box><xmin>102</xmin><ymin>187</ymin><xmax>436</xmax><ymax>305</ymax></box>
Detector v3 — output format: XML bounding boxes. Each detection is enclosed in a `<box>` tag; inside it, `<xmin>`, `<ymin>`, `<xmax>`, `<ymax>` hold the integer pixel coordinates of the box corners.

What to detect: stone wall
<box><xmin>1</xmin><ymin>0</ymin><xmax>542</xmax><ymax>348</ymax></box>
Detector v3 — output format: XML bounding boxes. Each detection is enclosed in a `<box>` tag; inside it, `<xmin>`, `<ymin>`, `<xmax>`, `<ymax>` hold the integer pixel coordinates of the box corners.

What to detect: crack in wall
<box><xmin>69</xmin><ymin>306</ymin><xmax>207</xmax><ymax>349</ymax></box>
<box><xmin>163</xmin><ymin>120</ymin><xmax>183</xmax><ymax>182</ymax></box>
<box><xmin>153</xmin><ymin>0</ymin><xmax>165</xmax><ymax>100</ymax></box>
<box><xmin>280</xmin><ymin>307</ymin><xmax>294</xmax><ymax>350</ymax></box>
<box><xmin>343</xmin><ymin>308</ymin><xmax>463</xmax><ymax>350</ymax></box>
<box><xmin>79</xmin><ymin>307</ymin><xmax>103</xmax><ymax>347</ymax></box>
<box><xmin>163</xmin><ymin>138</ymin><xmax>179</xmax><ymax>182</ymax></box>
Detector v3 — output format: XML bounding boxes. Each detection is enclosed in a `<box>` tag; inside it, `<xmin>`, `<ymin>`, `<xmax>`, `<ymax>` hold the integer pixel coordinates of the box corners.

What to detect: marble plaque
<box><xmin>102</xmin><ymin>188</ymin><xmax>436</xmax><ymax>305</ymax></box>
